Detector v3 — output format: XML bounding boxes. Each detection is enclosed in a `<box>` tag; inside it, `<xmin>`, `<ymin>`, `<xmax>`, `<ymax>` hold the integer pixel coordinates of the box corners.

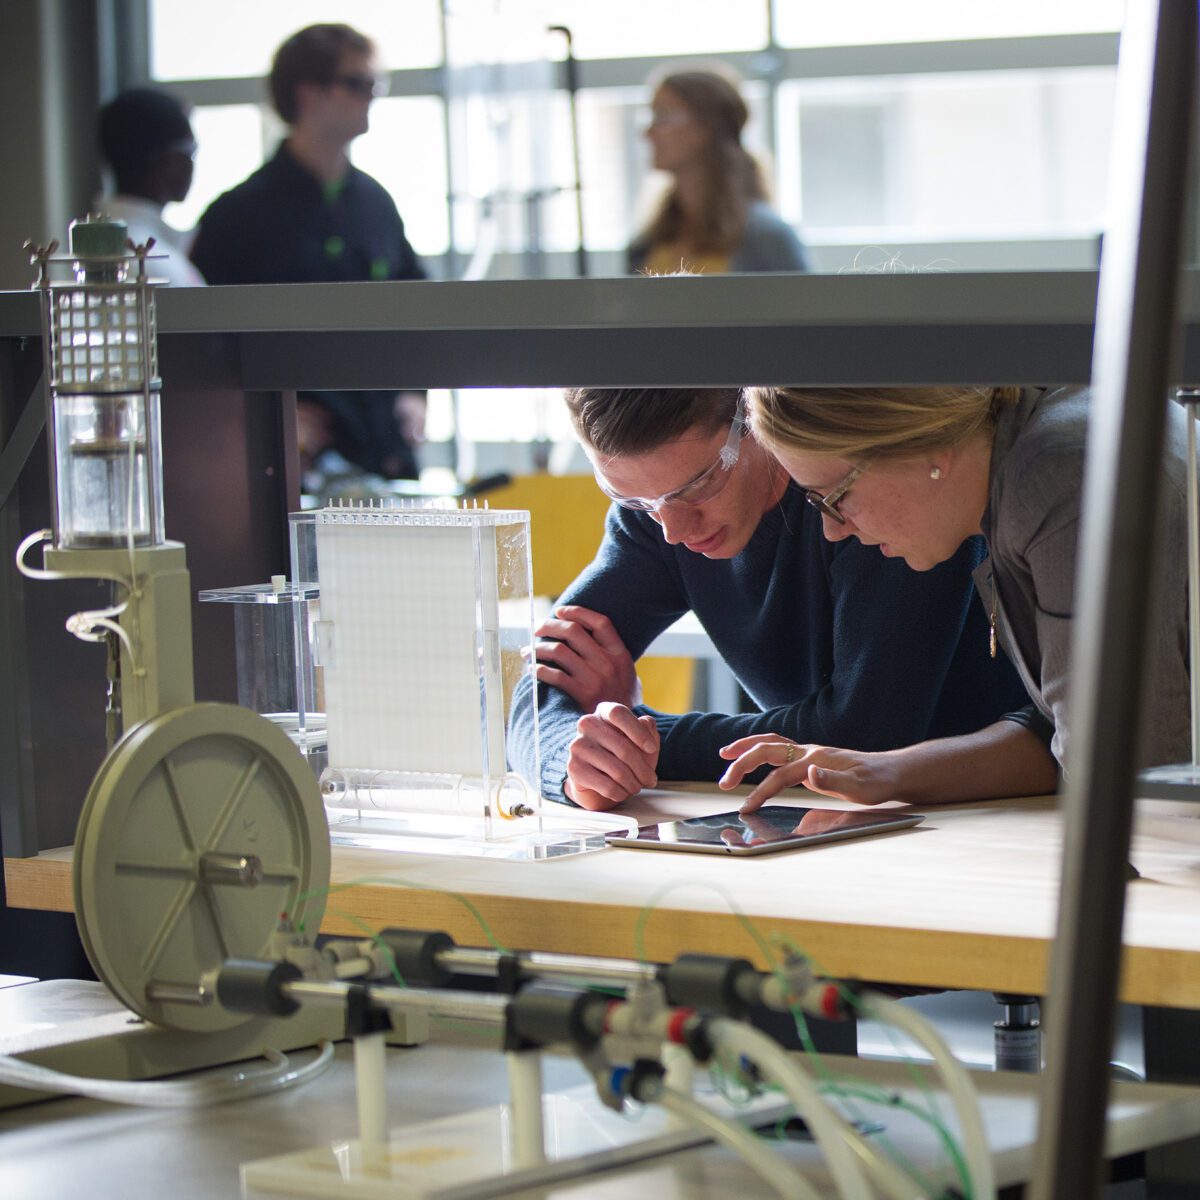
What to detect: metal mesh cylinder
<box><xmin>32</xmin><ymin>216</ymin><xmax>165</xmax><ymax>547</ymax></box>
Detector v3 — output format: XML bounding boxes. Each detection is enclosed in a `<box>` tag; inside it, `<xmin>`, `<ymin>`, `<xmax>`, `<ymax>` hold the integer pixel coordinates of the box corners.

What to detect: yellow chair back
<box><xmin>485</xmin><ymin>474</ymin><xmax>695</xmax><ymax>713</ymax></box>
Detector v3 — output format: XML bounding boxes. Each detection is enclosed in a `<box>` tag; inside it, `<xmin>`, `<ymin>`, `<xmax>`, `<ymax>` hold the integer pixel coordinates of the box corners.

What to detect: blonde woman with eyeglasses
<box><xmin>721</xmin><ymin>384</ymin><xmax>1191</xmax><ymax>812</ymax></box>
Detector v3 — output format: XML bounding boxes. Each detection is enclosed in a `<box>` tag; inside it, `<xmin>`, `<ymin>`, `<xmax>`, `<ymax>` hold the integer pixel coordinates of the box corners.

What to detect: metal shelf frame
<box><xmin>2</xmin><ymin>269</ymin><xmax>1200</xmax><ymax>395</ymax></box>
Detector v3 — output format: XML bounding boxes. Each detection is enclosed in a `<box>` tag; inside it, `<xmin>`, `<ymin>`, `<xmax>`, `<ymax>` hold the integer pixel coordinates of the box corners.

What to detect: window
<box><xmin>773</xmin><ymin>0</ymin><xmax>1122</xmax><ymax>48</ymax></box>
<box><xmin>776</xmin><ymin>66</ymin><xmax>1115</xmax><ymax>262</ymax></box>
<box><xmin>149</xmin><ymin>0</ymin><xmax>441</xmax><ymax>79</ymax></box>
<box><xmin>163</xmin><ymin>104</ymin><xmax>267</xmax><ymax>234</ymax></box>
<box><xmin>448</xmin><ymin>388</ymin><xmax>574</xmax><ymax>443</ymax></box>
<box><xmin>348</xmin><ymin>97</ymin><xmax>450</xmax><ymax>257</ymax></box>
<box><xmin>543</xmin><ymin>0</ymin><xmax>767</xmax><ymax>59</ymax></box>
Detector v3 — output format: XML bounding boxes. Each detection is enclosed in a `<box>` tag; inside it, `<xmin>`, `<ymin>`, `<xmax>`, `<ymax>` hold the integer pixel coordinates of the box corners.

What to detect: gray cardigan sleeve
<box><xmin>992</xmin><ymin>406</ymin><xmax>1189</xmax><ymax>769</ymax></box>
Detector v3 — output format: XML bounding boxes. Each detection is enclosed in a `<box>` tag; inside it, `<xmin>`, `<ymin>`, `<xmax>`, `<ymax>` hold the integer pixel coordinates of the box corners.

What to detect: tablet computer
<box><xmin>604</xmin><ymin>804</ymin><xmax>924</xmax><ymax>855</ymax></box>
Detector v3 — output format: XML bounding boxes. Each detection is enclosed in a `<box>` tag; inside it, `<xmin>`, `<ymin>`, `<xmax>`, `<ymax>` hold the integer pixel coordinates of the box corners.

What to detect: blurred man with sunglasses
<box><xmin>192</xmin><ymin>23</ymin><xmax>426</xmax><ymax>483</ymax></box>
<box><xmin>508</xmin><ymin>388</ymin><xmax>1029</xmax><ymax>810</ymax></box>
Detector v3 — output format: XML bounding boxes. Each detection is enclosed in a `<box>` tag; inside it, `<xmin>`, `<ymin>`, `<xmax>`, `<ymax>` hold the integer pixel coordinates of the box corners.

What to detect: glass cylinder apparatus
<box><xmin>35</xmin><ymin>216</ymin><xmax>164</xmax><ymax>549</ymax></box>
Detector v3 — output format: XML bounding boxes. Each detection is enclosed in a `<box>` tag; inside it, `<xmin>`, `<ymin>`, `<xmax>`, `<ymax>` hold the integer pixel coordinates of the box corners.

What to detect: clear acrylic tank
<box><xmin>289</xmin><ymin>501</ymin><xmax>606</xmax><ymax>859</ymax></box>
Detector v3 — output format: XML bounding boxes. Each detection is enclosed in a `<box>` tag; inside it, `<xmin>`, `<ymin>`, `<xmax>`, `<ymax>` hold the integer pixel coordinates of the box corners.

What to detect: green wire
<box><xmin>818</xmin><ymin>1082</ymin><xmax>972</xmax><ymax>1197</ymax></box>
<box><xmin>632</xmin><ymin>879</ymin><xmax>782</xmax><ymax>968</ymax></box>
<box><xmin>633</xmin><ymin>885</ymin><xmax>970</xmax><ymax>1199</ymax></box>
<box><xmin>318</xmin><ymin>902</ymin><xmax>407</xmax><ymax>987</ymax></box>
<box><xmin>767</xmin><ymin>933</ymin><xmax>971</xmax><ymax>1199</ymax></box>
<box><xmin>289</xmin><ymin>871</ymin><xmax>974</xmax><ymax>1198</ymax></box>
<box><xmin>293</xmin><ymin>873</ymin><xmax>512</xmax><ymax>952</ymax></box>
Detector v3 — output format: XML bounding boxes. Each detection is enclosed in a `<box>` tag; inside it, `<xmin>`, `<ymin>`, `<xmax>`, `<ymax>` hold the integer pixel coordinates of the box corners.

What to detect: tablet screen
<box><xmin>606</xmin><ymin>805</ymin><xmax>923</xmax><ymax>854</ymax></box>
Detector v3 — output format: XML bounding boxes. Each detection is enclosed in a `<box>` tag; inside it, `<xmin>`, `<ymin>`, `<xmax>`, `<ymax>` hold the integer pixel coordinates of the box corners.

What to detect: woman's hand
<box><xmin>718</xmin><ymin>734</ymin><xmax>903</xmax><ymax>813</ymax></box>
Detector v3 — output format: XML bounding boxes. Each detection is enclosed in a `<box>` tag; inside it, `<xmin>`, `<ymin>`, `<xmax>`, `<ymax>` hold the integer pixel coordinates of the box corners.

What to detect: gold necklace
<box><xmin>989</xmin><ymin>575</ymin><xmax>998</xmax><ymax>659</ymax></box>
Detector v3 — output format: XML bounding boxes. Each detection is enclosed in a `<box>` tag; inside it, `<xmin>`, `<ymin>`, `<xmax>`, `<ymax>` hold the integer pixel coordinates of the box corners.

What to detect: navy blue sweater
<box><xmin>191</xmin><ymin>143</ymin><xmax>424</xmax><ymax>286</ymax></box>
<box><xmin>508</xmin><ymin>485</ymin><xmax>1030</xmax><ymax>803</ymax></box>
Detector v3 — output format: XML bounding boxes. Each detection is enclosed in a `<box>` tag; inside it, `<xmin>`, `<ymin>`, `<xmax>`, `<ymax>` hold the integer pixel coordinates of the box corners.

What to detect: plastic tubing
<box><xmin>658</xmin><ymin>1086</ymin><xmax>823</xmax><ymax>1200</ymax></box>
<box><xmin>15</xmin><ymin>527</ymin><xmax>139</xmax><ymax>667</ymax></box>
<box><xmin>661</xmin><ymin>1041</ymin><xmax>696</xmax><ymax>1132</ymax></box>
<box><xmin>0</xmin><ymin>1041</ymin><xmax>334</xmax><ymax>1108</ymax></box>
<box><xmin>15</xmin><ymin>528</ymin><xmax>62</xmax><ymax>581</ymax></box>
<box><xmin>858</xmin><ymin>990</ymin><xmax>994</xmax><ymax>1200</ymax></box>
<box><xmin>711</xmin><ymin>1018</ymin><xmax>922</xmax><ymax>1200</ymax></box>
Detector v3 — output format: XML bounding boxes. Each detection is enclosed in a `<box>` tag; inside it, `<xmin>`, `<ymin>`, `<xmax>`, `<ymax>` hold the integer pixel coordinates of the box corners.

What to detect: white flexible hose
<box><xmin>859</xmin><ymin>991</ymin><xmax>995</xmax><ymax>1200</ymax></box>
<box><xmin>710</xmin><ymin>1018</ymin><xmax>930</xmax><ymax>1199</ymax></box>
<box><xmin>0</xmin><ymin>1041</ymin><xmax>335</xmax><ymax>1108</ymax></box>
<box><xmin>658</xmin><ymin>1086</ymin><xmax>823</xmax><ymax>1200</ymax></box>
<box><xmin>710</xmin><ymin>1018</ymin><xmax>876</xmax><ymax>1200</ymax></box>
<box><xmin>15</xmin><ymin>527</ymin><xmax>140</xmax><ymax>668</ymax></box>
<box><xmin>15</xmin><ymin>528</ymin><xmax>63</xmax><ymax>581</ymax></box>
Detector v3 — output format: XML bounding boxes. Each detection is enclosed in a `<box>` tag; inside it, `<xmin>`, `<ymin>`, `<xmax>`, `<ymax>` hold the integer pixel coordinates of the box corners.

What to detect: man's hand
<box><xmin>718</xmin><ymin>734</ymin><xmax>901</xmax><ymax>813</ymax></box>
<box><xmin>564</xmin><ymin>702</ymin><xmax>660</xmax><ymax>810</ymax></box>
<box><xmin>531</xmin><ymin>605</ymin><xmax>641</xmax><ymax>712</ymax></box>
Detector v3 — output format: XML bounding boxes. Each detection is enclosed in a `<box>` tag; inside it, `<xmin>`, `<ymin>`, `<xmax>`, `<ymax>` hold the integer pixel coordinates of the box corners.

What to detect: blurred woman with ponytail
<box><xmin>629</xmin><ymin>67</ymin><xmax>809</xmax><ymax>275</ymax></box>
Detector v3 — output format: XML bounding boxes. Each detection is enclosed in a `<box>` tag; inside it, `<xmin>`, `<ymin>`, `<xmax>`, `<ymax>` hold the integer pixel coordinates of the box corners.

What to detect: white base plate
<box><xmin>325</xmin><ymin>809</ymin><xmax>617</xmax><ymax>860</ymax></box>
<box><xmin>242</xmin><ymin>1084</ymin><xmax>789</xmax><ymax>1199</ymax></box>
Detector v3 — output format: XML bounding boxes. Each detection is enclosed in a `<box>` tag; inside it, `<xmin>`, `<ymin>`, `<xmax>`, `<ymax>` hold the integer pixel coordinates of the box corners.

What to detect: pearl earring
<box><xmin>930</xmin><ymin>466</ymin><xmax>942</xmax><ymax>481</ymax></box>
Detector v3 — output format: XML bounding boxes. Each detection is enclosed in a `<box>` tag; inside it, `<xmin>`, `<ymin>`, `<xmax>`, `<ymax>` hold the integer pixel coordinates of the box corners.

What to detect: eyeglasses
<box><xmin>162</xmin><ymin>138</ymin><xmax>198</xmax><ymax>160</ymax></box>
<box><xmin>332</xmin><ymin>73</ymin><xmax>389</xmax><ymax>99</ymax></box>
<box><xmin>594</xmin><ymin>398</ymin><xmax>749</xmax><ymax>512</ymax></box>
<box><xmin>645</xmin><ymin>108</ymin><xmax>692</xmax><ymax>130</ymax></box>
<box><xmin>803</xmin><ymin>464</ymin><xmax>863</xmax><ymax>524</ymax></box>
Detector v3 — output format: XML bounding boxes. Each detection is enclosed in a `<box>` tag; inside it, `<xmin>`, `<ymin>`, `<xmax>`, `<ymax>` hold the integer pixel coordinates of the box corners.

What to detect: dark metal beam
<box><xmin>1030</xmin><ymin>4</ymin><xmax>1198</xmax><ymax>1195</ymax></box>
<box><xmin>2</xmin><ymin>269</ymin><xmax>1194</xmax><ymax>390</ymax></box>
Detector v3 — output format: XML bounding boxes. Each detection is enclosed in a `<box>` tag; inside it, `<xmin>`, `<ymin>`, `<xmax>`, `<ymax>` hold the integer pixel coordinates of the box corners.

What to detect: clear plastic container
<box><xmin>197</xmin><ymin>580</ymin><xmax>325</xmax><ymax>774</ymax></box>
<box><xmin>53</xmin><ymin>391</ymin><xmax>162</xmax><ymax>548</ymax></box>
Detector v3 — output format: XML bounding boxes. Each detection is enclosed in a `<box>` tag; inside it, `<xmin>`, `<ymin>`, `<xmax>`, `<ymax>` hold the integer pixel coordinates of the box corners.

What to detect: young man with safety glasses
<box><xmin>507</xmin><ymin>387</ymin><xmax>1030</xmax><ymax>810</ymax></box>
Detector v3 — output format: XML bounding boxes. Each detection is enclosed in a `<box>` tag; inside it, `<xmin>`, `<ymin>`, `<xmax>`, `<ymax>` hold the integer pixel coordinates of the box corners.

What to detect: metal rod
<box><xmin>437</xmin><ymin>945</ymin><xmax>660</xmax><ymax>988</ymax></box>
<box><xmin>135</xmin><ymin>253</ymin><xmax>161</xmax><ymax>545</ymax></box>
<box><xmin>31</xmin><ymin>264</ymin><xmax>60</xmax><ymax>542</ymax></box>
<box><xmin>548</xmin><ymin>25</ymin><xmax>587</xmax><ymax>278</ymax></box>
<box><xmin>197</xmin><ymin>852</ymin><xmax>263</xmax><ymax>887</ymax></box>
<box><xmin>522</xmin><ymin>952</ymin><xmax>659</xmax><ymax>986</ymax></box>
<box><xmin>284</xmin><ymin>979</ymin><xmax>510</xmax><ymax>1026</ymax></box>
<box><xmin>1188</xmin><ymin>397</ymin><xmax>1200</xmax><ymax>764</ymax></box>
<box><xmin>1030</xmin><ymin>4</ymin><xmax>1198</xmax><ymax>1196</ymax></box>
<box><xmin>145</xmin><ymin>981</ymin><xmax>211</xmax><ymax>1006</ymax></box>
